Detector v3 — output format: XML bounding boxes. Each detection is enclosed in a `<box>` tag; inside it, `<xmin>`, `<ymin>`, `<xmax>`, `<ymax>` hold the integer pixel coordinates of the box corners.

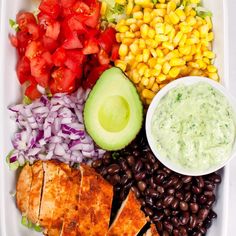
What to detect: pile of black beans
<box><xmin>92</xmin><ymin>132</ymin><xmax>222</xmax><ymax>236</ymax></box>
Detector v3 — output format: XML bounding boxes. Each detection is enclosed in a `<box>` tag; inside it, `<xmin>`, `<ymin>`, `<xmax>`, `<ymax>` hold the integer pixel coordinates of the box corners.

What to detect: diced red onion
<box><xmin>8</xmin><ymin>88</ymin><xmax>104</xmax><ymax>166</ymax></box>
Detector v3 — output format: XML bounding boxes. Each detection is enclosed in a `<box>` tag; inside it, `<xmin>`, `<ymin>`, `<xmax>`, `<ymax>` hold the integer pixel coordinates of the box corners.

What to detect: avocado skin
<box><xmin>84</xmin><ymin>67</ymin><xmax>143</xmax><ymax>151</ymax></box>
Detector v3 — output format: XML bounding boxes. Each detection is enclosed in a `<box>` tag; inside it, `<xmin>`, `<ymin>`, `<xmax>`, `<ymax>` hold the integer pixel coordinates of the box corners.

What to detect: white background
<box><xmin>227</xmin><ymin>0</ymin><xmax>236</xmax><ymax>235</ymax></box>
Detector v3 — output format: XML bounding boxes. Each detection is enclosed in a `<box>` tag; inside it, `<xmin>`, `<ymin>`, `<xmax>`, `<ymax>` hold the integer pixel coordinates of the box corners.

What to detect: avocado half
<box><xmin>84</xmin><ymin>67</ymin><xmax>143</xmax><ymax>151</ymax></box>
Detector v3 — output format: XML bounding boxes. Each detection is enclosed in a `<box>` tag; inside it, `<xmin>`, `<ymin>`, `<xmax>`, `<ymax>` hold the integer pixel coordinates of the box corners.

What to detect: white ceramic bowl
<box><xmin>146</xmin><ymin>76</ymin><xmax>236</xmax><ymax>176</ymax></box>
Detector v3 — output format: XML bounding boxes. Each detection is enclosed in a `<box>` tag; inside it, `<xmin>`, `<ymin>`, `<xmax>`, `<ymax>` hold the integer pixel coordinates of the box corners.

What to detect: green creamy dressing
<box><xmin>151</xmin><ymin>82</ymin><xmax>236</xmax><ymax>171</ymax></box>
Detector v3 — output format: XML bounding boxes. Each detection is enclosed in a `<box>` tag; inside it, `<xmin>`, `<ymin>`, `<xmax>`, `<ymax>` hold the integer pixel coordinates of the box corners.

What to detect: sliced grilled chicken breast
<box><xmin>77</xmin><ymin>164</ymin><xmax>113</xmax><ymax>236</ymax></box>
<box><xmin>60</xmin><ymin>168</ymin><xmax>81</xmax><ymax>236</ymax></box>
<box><xmin>16</xmin><ymin>163</ymin><xmax>33</xmax><ymax>215</ymax></box>
<box><xmin>39</xmin><ymin>161</ymin><xmax>61</xmax><ymax>229</ymax></box>
<box><xmin>145</xmin><ymin>224</ymin><xmax>160</xmax><ymax>236</ymax></box>
<box><xmin>27</xmin><ymin>161</ymin><xmax>44</xmax><ymax>224</ymax></box>
<box><xmin>46</xmin><ymin>163</ymin><xmax>72</xmax><ymax>236</ymax></box>
<box><xmin>107</xmin><ymin>190</ymin><xmax>147</xmax><ymax>236</ymax></box>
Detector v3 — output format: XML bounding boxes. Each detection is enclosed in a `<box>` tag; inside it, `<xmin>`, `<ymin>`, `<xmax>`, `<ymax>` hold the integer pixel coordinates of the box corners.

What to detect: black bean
<box><xmin>183</xmin><ymin>192</ymin><xmax>191</xmax><ymax>202</ymax></box>
<box><xmin>100</xmin><ymin>167</ymin><xmax>108</xmax><ymax>176</ymax></box>
<box><xmin>205</xmin><ymin>182</ymin><xmax>215</xmax><ymax>191</ymax></box>
<box><xmin>175</xmin><ymin>180</ymin><xmax>183</xmax><ymax>190</ymax></box>
<box><xmin>179</xmin><ymin>201</ymin><xmax>189</xmax><ymax>211</ymax></box>
<box><xmin>173</xmin><ymin>229</ymin><xmax>179</xmax><ymax>236</ymax></box>
<box><xmin>155</xmin><ymin>200</ymin><xmax>163</xmax><ymax>210</ymax></box>
<box><xmin>171</xmin><ymin>217</ymin><xmax>179</xmax><ymax>228</ymax></box>
<box><xmin>102</xmin><ymin>154</ymin><xmax>111</xmax><ymax>165</ymax></box>
<box><xmin>209</xmin><ymin>173</ymin><xmax>221</xmax><ymax>184</ymax></box>
<box><xmin>192</xmin><ymin>232</ymin><xmax>202</xmax><ymax>236</ymax></box>
<box><xmin>120</xmin><ymin>175</ymin><xmax>129</xmax><ymax>185</ymax></box>
<box><xmin>155</xmin><ymin>173</ymin><xmax>165</xmax><ymax>184</ymax></box>
<box><xmin>167</xmin><ymin>188</ymin><xmax>175</xmax><ymax>195</ymax></box>
<box><xmin>134</xmin><ymin>160</ymin><xmax>143</xmax><ymax>172</ymax></box>
<box><xmin>199</xmin><ymin>226</ymin><xmax>207</xmax><ymax>234</ymax></box>
<box><xmin>145</xmin><ymin>196</ymin><xmax>154</xmax><ymax>206</ymax></box>
<box><xmin>196</xmin><ymin>176</ymin><xmax>205</xmax><ymax>188</ymax></box>
<box><xmin>127</xmin><ymin>155</ymin><xmax>135</xmax><ymax>166</ymax></box>
<box><xmin>175</xmin><ymin>191</ymin><xmax>184</xmax><ymax>201</ymax></box>
<box><xmin>139</xmin><ymin>198</ymin><xmax>146</xmax><ymax>207</ymax></box>
<box><xmin>204</xmin><ymin>190</ymin><xmax>213</xmax><ymax>197</ymax></box>
<box><xmin>163</xmin><ymin>167</ymin><xmax>172</xmax><ymax>175</ymax></box>
<box><xmin>119</xmin><ymin>189</ymin><xmax>127</xmax><ymax>201</ymax></box>
<box><xmin>125</xmin><ymin>169</ymin><xmax>132</xmax><ymax>179</ymax></box>
<box><xmin>124</xmin><ymin>180</ymin><xmax>133</xmax><ymax>191</ymax></box>
<box><xmin>107</xmin><ymin>164</ymin><xmax>120</xmax><ymax>175</ymax></box>
<box><xmin>180</xmin><ymin>212</ymin><xmax>189</xmax><ymax>225</ymax></box>
<box><xmin>146</xmin><ymin>152</ymin><xmax>156</xmax><ymax>164</ymax></box>
<box><xmin>206</xmin><ymin>195</ymin><xmax>215</xmax><ymax>206</ymax></box>
<box><xmin>178</xmin><ymin>226</ymin><xmax>188</xmax><ymax>236</ymax></box>
<box><xmin>198</xmin><ymin>208</ymin><xmax>209</xmax><ymax>221</ymax></box>
<box><xmin>172</xmin><ymin>210</ymin><xmax>179</xmax><ymax>216</ymax></box>
<box><xmin>163</xmin><ymin>221</ymin><xmax>173</xmax><ymax>233</ymax></box>
<box><xmin>153</xmin><ymin>162</ymin><xmax>160</xmax><ymax>171</ymax></box>
<box><xmin>134</xmin><ymin>171</ymin><xmax>146</xmax><ymax>181</ymax></box>
<box><xmin>190</xmin><ymin>203</ymin><xmax>199</xmax><ymax>213</ymax></box>
<box><xmin>171</xmin><ymin>198</ymin><xmax>179</xmax><ymax>209</ymax></box>
<box><xmin>164</xmin><ymin>208</ymin><xmax>171</xmax><ymax>217</ymax></box>
<box><xmin>92</xmin><ymin>159</ymin><xmax>102</xmax><ymax>169</ymax></box>
<box><xmin>189</xmin><ymin>214</ymin><xmax>197</xmax><ymax>229</ymax></box>
<box><xmin>120</xmin><ymin>160</ymin><xmax>129</xmax><ymax>171</ymax></box>
<box><xmin>204</xmin><ymin>218</ymin><xmax>212</xmax><ymax>229</ymax></box>
<box><xmin>192</xmin><ymin>186</ymin><xmax>202</xmax><ymax>195</ymax></box>
<box><xmin>163</xmin><ymin>195</ymin><xmax>174</xmax><ymax>207</ymax></box>
<box><xmin>109</xmin><ymin>174</ymin><xmax>121</xmax><ymax>185</ymax></box>
<box><xmin>153</xmin><ymin>212</ymin><xmax>164</xmax><ymax>222</ymax></box>
<box><xmin>182</xmin><ymin>176</ymin><xmax>192</xmax><ymax>183</ymax></box>
<box><xmin>132</xmin><ymin>150</ymin><xmax>140</xmax><ymax>157</ymax></box>
<box><xmin>198</xmin><ymin>195</ymin><xmax>207</xmax><ymax>204</ymax></box>
<box><xmin>149</xmin><ymin>189</ymin><xmax>159</xmax><ymax>198</ymax></box>
<box><xmin>156</xmin><ymin>221</ymin><xmax>163</xmax><ymax>232</ymax></box>
<box><xmin>137</xmin><ymin>181</ymin><xmax>147</xmax><ymax>192</ymax></box>
<box><xmin>131</xmin><ymin>186</ymin><xmax>140</xmax><ymax>198</ymax></box>
<box><xmin>144</xmin><ymin>207</ymin><xmax>153</xmax><ymax>216</ymax></box>
<box><xmin>208</xmin><ymin>210</ymin><xmax>217</xmax><ymax>219</ymax></box>
<box><xmin>162</xmin><ymin>230</ymin><xmax>170</xmax><ymax>236</ymax></box>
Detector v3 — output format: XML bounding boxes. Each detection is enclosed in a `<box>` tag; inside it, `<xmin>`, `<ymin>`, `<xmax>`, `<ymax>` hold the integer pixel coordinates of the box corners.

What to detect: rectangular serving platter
<box><xmin>0</xmin><ymin>0</ymin><xmax>230</xmax><ymax>235</ymax></box>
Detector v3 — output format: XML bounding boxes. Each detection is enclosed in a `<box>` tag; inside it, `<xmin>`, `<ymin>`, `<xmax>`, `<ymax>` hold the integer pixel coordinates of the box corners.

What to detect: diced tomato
<box><xmin>42</xmin><ymin>35</ymin><xmax>58</xmax><ymax>52</ymax></box>
<box><xmin>67</xmin><ymin>16</ymin><xmax>87</xmax><ymax>34</ymax></box>
<box><xmin>98</xmin><ymin>27</ymin><xmax>116</xmax><ymax>54</ymax></box>
<box><xmin>16</xmin><ymin>31</ymin><xmax>33</xmax><ymax>56</ymax></box>
<box><xmin>111</xmin><ymin>43</ymin><xmax>120</xmax><ymax>61</ymax></box>
<box><xmin>50</xmin><ymin>67</ymin><xmax>76</xmax><ymax>93</ymax></box>
<box><xmin>27</xmin><ymin>23</ymin><xmax>40</xmax><ymax>40</ymax></box>
<box><xmin>38</xmin><ymin>12</ymin><xmax>53</xmax><ymax>29</ymax></box>
<box><xmin>62</xmin><ymin>32</ymin><xmax>83</xmax><ymax>49</ymax></box>
<box><xmin>41</xmin><ymin>51</ymin><xmax>53</xmax><ymax>66</ymax></box>
<box><xmin>83</xmin><ymin>64</ymin><xmax>109</xmax><ymax>89</ymax></box>
<box><xmin>61</xmin><ymin>0</ymin><xmax>76</xmax><ymax>8</ymax></box>
<box><xmin>72</xmin><ymin>1</ymin><xmax>90</xmax><ymax>14</ymax></box>
<box><xmin>16</xmin><ymin>12</ymin><xmax>36</xmax><ymax>31</ymax></box>
<box><xmin>25</xmin><ymin>82</ymin><xmax>42</xmax><ymax>100</ymax></box>
<box><xmin>9</xmin><ymin>34</ymin><xmax>18</xmax><ymax>47</ymax></box>
<box><xmin>65</xmin><ymin>50</ymin><xmax>85</xmax><ymax>74</ymax></box>
<box><xmin>16</xmin><ymin>56</ymin><xmax>31</xmax><ymax>84</ymax></box>
<box><xmin>52</xmin><ymin>47</ymin><xmax>66</xmax><ymax>66</ymax></box>
<box><xmin>25</xmin><ymin>41</ymin><xmax>44</xmax><ymax>60</ymax></box>
<box><xmin>98</xmin><ymin>49</ymin><xmax>110</xmax><ymax>65</ymax></box>
<box><xmin>45</xmin><ymin>21</ymin><xmax>60</xmax><ymax>40</ymax></box>
<box><xmin>82</xmin><ymin>38</ymin><xmax>99</xmax><ymax>55</ymax></box>
<box><xmin>39</xmin><ymin>0</ymin><xmax>61</xmax><ymax>19</ymax></box>
<box><xmin>30</xmin><ymin>56</ymin><xmax>50</xmax><ymax>87</ymax></box>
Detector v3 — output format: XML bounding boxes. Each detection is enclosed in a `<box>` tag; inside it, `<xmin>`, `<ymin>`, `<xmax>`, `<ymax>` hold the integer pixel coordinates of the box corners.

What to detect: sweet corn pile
<box><xmin>112</xmin><ymin>0</ymin><xmax>218</xmax><ymax>105</ymax></box>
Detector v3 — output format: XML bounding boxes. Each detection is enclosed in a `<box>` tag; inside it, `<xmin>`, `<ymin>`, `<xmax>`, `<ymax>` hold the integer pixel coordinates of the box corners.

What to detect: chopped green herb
<box><xmin>21</xmin><ymin>216</ymin><xmax>43</xmax><ymax>232</ymax></box>
<box><xmin>23</xmin><ymin>96</ymin><xmax>32</xmax><ymax>105</ymax></box>
<box><xmin>9</xmin><ymin>19</ymin><xmax>19</xmax><ymax>31</ymax></box>
<box><xmin>176</xmin><ymin>93</ymin><xmax>182</xmax><ymax>101</ymax></box>
<box><xmin>112</xmin><ymin>152</ymin><xmax>119</xmax><ymax>159</ymax></box>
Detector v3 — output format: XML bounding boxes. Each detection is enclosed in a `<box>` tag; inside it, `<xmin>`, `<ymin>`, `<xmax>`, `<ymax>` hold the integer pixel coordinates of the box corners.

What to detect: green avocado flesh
<box><xmin>84</xmin><ymin>67</ymin><xmax>143</xmax><ymax>150</ymax></box>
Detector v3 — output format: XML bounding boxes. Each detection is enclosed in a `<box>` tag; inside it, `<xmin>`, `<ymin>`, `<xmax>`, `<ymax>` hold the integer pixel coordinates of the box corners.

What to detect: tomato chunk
<box><xmin>82</xmin><ymin>38</ymin><xmax>99</xmax><ymax>55</ymax></box>
<box><xmin>16</xmin><ymin>12</ymin><xmax>37</xmax><ymax>31</ymax></box>
<box><xmin>45</xmin><ymin>21</ymin><xmax>60</xmax><ymax>40</ymax></box>
<box><xmin>99</xmin><ymin>27</ymin><xmax>116</xmax><ymax>54</ymax></box>
<box><xmin>39</xmin><ymin>0</ymin><xmax>61</xmax><ymax>19</ymax></box>
<box><xmin>16</xmin><ymin>56</ymin><xmax>31</xmax><ymax>84</ymax></box>
<box><xmin>25</xmin><ymin>41</ymin><xmax>44</xmax><ymax>60</ymax></box>
<box><xmin>25</xmin><ymin>82</ymin><xmax>42</xmax><ymax>100</ymax></box>
<box><xmin>52</xmin><ymin>47</ymin><xmax>66</xmax><ymax>66</ymax></box>
<box><xmin>62</xmin><ymin>32</ymin><xmax>83</xmax><ymax>49</ymax></box>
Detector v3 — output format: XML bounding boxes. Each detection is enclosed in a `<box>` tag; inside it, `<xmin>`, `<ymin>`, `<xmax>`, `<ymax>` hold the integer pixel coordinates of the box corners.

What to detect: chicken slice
<box><xmin>145</xmin><ymin>224</ymin><xmax>160</xmax><ymax>236</ymax></box>
<box><xmin>27</xmin><ymin>161</ymin><xmax>44</xmax><ymax>224</ymax></box>
<box><xmin>46</xmin><ymin>163</ymin><xmax>72</xmax><ymax>236</ymax></box>
<box><xmin>16</xmin><ymin>163</ymin><xmax>33</xmax><ymax>216</ymax></box>
<box><xmin>39</xmin><ymin>161</ymin><xmax>61</xmax><ymax>229</ymax></box>
<box><xmin>107</xmin><ymin>190</ymin><xmax>147</xmax><ymax>236</ymax></box>
<box><xmin>77</xmin><ymin>164</ymin><xmax>113</xmax><ymax>236</ymax></box>
<box><xmin>60</xmin><ymin>168</ymin><xmax>81</xmax><ymax>236</ymax></box>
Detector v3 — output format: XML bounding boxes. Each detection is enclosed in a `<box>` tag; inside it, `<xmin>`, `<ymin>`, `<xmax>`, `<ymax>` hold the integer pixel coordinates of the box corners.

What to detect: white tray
<box><xmin>0</xmin><ymin>0</ymin><xmax>230</xmax><ymax>235</ymax></box>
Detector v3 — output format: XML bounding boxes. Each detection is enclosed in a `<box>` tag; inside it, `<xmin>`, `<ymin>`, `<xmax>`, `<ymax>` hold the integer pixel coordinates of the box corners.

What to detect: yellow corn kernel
<box><xmin>169</xmin><ymin>67</ymin><xmax>180</xmax><ymax>78</ymax></box>
<box><xmin>156</xmin><ymin>48</ymin><xmax>164</xmax><ymax>58</ymax></box>
<box><xmin>162</xmin><ymin>62</ymin><xmax>171</xmax><ymax>75</ymax></box>
<box><xmin>203</xmin><ymin>57</ymin><xmax>210</xmax><ymax>65</ymax></box>
<box><xmin>125</xmin><ymin>31</ymin><xmax>135</xmax><ymax>38</ymax></box>
<box><xmin>143</xmin><ymin>49</ymin><xmax>150</xmax><ymax>62</ymax></box>
<box><xmin>123</xmin><ymin>38</ymin><xmax>134</xmax><ymax>45</ymax></box>
<box><xmin>116</xmin><ymin>0</ymin><xmax>127</xmax><ymax>4</ymax></box>
<box><xmin>146</xmin><ymin>76</ymin><xmax>155</xmax><ymax>89</ymax></box>
<box><xmin>179</xmin><ymin>22</ymin><xmax>192</xmax><ymax>33</ymax></box>
<box><xmin>136</xmin><ymin>54</ymin><xmax>143</xmax><ymax>62</ymax></box>
<box><xmin>142</xmin><ymin>89</ymin><xmax>155</xmax><ymax>99</ymax></box>
<box><xmin>162</xmin><ymin>48</ymin><xmax>170</xmax><ymax>55</ymax></box>
<box><xmin>199</xmin><ymin>24</ymin><xmax>209</xmax><ymax>37</ymax></box>
<box><xmin>145</xmin><ymin>99</ymin><xmax>152</xmax><ymax>104</ymax></box>
<box><xmin>186</xmin><ymin>37</ymin><xmax>199</xmax><ymax>45</ymax></box>
<box><xmin>139</xmin><ymin>39</ymin><xmax>146</xmax><ymax>49</ymax></box>
<box><xmin>151</xmin><ymin>68</ymin><xmax>161</xmax><ymax>76</ymax></box>
<box><xmin>150</xmin><ymin>48</ymin><xmax>157</xmax><ymax>58</ymax></box>
<box><xmin>126</xmin><ymin>18</ymin><xmax>137</xmax><ymax>25</ymax></box>
<box><xmin>144</xmin><ymin>11</ymin><xmax>151</xmax><ymax>23</ymax></box>
<box><xmin>147</xmin><ymin>28</ymin><xmax>156</xmax><ymax>39</ymax></box>
<box><xmin>190</xmin><ymin>69</ymin><xmax>203</xmax><ymax>76</ymax></box>
<box><xmin>156</xmin><ymin>3</ymin><xmax>167</xmax><ymax>9</ymax></box>
<box><xmin>167</xmin><ymin>1</ymin><xmax>176</xmax><ymax>14</ymax></box>
<box><xmin>205</xmin><ymin>16</ymin><xmax>212</xmax><ymax>30</ymax></box>
<box><xmin>131</xmin><ymin>69</ymin><xmax>141</xmax><ymax>83</ymax></box>
<box><xmin>141</xmin><ymin>76</ymin><xmax>149</xmax><ymax>86</ymax></box>
<box><xmin>169</xmin><ymin>11</ymin><xmax>180</xmax><ymax>25</ymax></box>
<box><xmin>130</xmin><ymin>24</ymin><xmax>139</xmax><ymax>32</ymax></box>
<box><xmin>165</xmin><ymin>50</ymin><xmax>179</xmax><ymax>60</ymax></box>
<box><xmin>135</xmin><ymin>31</ymin><xmax>141</xmax><ymax>37</ymax></box>
<box><xmin>158</xmin><ymin>0</ymin><xmax>166</xmax><ymax>3</ymax></box>
<box><xmin>154</xmin><ymin>63</ymin><xmax>162</xmax><ymax>71</ymax></box>
<box><xmin>164</xmin><ymin>23</ymin><xmax>173</xmax><ymax>35</ymax></box>
<box><xmin>147</xmin><ymin>39</ymin><xmax>158</xmax><ymax>48</ymax></box>
<box><xmin>138</xmin><ymin>63</ymin><xmax>148</xmax><ymax>76</ymax></box>
<box><xmin>155</xmin><ymin>23</ymin><xmax>165</xmax><ymax>34</ymax></box>
<box><xmin>189</xmin><ymin>62</ymin><xmax>200</xmax><ymax>69</ymax></box>
<box><xmin>140</xmin><ymin>24</ymin><xmax>149</xmax><ymax>38</ymax></box>
<box><xmin>169</xmin><ymin>29</ymin><xmax>176</xmax><ymax>42</ymax></box>
<box><xmin>163</xmin><ymin>42</ymin><xmax>174</xmax><ymax>50</ymax></box>
<box><xmin>170</xmin><ymin>58</ymin><xmax>186</xmax><ymax>67</ymax></box>
<box><xmin>203</xmin><ymin>51</ymin><xmax>215</xmax><ymax>59</ymax></box>
<box><xmin>130</xmin><ymin>43</ymin><xmax>139</xmax><ymax>54</ymax></box>
<box><xmin>178</xmin><ymin>45</ymin><xmax>191</xmax><ymax>55</ymax></box>
<box><xmin>117</xmin><ymin>25</ymin><xmax>129</xmax><ymax>33</ymax></box>
<box><xmin>175</xmin><ymin>8</ymin><xmax>186</xmax><ymax>21</ymax></box>
<box><xmin>208</xmin><ymin>72</ymin><xmax>219</xmax><ymax>81</ymax></box>
<box><xmin>194</xmin><ymin>53</ymin><xmax>202</xmax><ymax>60</ymax></box>
<box><xmin>206</xmin><ymin>32</ymin><xmax>214</xmax><ymax>41</ymax></box>
<box><xmin>150</xmin><ymin>17</ymin><xmax>164</xmax><ymax>28</ymax></box>
<box><xmin>100</xmin><ymin>1</ymin><xmax>107</xmax><ymax>16</ymax></box>
<box><xmin>173</xmin><ymin>31</ymin><xmax>183</xmax><ymax>46</ymax></box>
<box><xmin>119</xmin><ymin>44</ymin><xmax>128</xmax><ymax>57</ymax></box>
<box><xmin>186</xmin><ymin>16</ymin><xmax>197</xmax><ymax>26</ymax></box>
<box><xmin>156</xmin><ymin>73</ymin><xmax>167</xmax><ymax>83</ymax></box>
<box><xmin>115</xmin><ymin>60</ymin><xmax>127</xmax><ymax>71</ymax></box>
<box><xmin>132</xmin><ymin>5</ymin><xmax>141</xmax><ymax>12</ymax></box>
<box><xmin>116</xmin><ymin>33</ymin><xmax>121</xmax><ymax>43</ymax></box>
<box><xmin>155</xmin><ymin>34</ymin><xmax>168</xmax><ymax>42</ymax></box>
<box><xmin>154</xmin><ymin>8</ymin><xmax>166</xmax><ymax>17</ymax></box>
<box><xmin>133</xmin><ymin>11</ymin><xmax>143</xmax><ymax>20</ymax></box>
<box><xmin>207</xmin><ymin>65</ymin><xmax>217</xmax><ymax>73</ymax></box>
<box><xmin>151</xmin><ymin>82</ymin><xmax>159</xmax><ymax>92</ymax></box>
<box><xmin>148</xmin><ymin>57</ymin><xmax>157</xmax><ymax>68</ymax></box>
<box><xmin>183</xmin><ymin>55</ymin><xmax>193</xmax><ymax>62</ymax></box>
<box><xmin>159</xmin><ymin>83</ymin><xmax>167</xmax><ymax>89</ymax></box>
<box><xmin>134</xmin><ymin>0</ymin><xmax>151</xmax><ymax>6</ymax></box>
<box><xmin>144</xmin><ymin>68</ymin><xmax>151</xmax><ymax>77</ymax></box>
<box><xmin>179</xmin><ymin>34</ymin><xmax>187</xmax><ymax>46</ymax></box>
<box><xmin>196</xmin><ymin>60</ymin><xmax>207</xmax><ymax>69</ymax></box>
<box><xmin>126</xmin><ymin>0</ymin><xmax>134</xmax><ymax>15</ymax></box>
